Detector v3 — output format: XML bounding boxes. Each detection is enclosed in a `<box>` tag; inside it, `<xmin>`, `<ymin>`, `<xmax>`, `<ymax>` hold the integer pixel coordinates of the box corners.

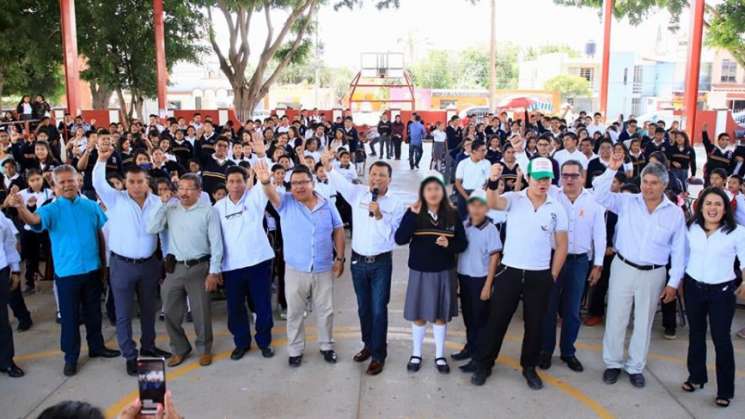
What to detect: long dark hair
<box><xmin>688</xmin><ymin>187</ymin><xmax>736</xmax><ymax>234</ymax></box>
<box><xmin>417</xmin><ymin>178</ymin><xmax>457</xmax><ymax>227</ymax></box>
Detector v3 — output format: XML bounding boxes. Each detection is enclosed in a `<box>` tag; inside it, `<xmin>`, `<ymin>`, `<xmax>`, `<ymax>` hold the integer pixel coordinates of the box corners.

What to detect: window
<box><xmin>168</xmin><ymin>101</ymin><xmax>181</xmax><ymax>110</ymax></box>
<box><xmin>721</xmin><ymin>59</ymin><xmax>737</xmax><ymax>83</ymax></box>
<box><xmin>623</xmin><ymin>68</ymin><xmax>628</xmax><ymax>85</ymax></box>
<box><xmin>579</xmin><ymin>67</ymin><xmax>594</xmax><ymax>83</ymax></box>
<box><xmin>195</xmin><ymin>96</ymin><xmax>202</xmax><ymax>109</ymax></box>
<box><xmin>633</xmin><ymin>65</ymin><xmax>643</xmax><ymax>83</ymax></box>
<box><xmin>631</xmin><ymin>98</ymin><xmax>641</xmax><ymax>115</ymax></box>
<box><xmin>439</xmin><ymin>100</ymin><xmax>456</xmax><ymax>109</ymax></box>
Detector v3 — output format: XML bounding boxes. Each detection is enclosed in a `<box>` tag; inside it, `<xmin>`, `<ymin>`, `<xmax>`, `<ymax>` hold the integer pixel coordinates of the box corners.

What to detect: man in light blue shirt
<box><xmin>408</xmin><ymin>115</ymin><xmax>427</xmax><ymax>170</ymax></box>
<box><xmin>267</xmin><ymin>165</ymin><xmax>345</xmax><ymax>367</ymax></box>
<box><xmin>11</xmin><ymin>165</ymin><xmax>120</xmax><ymax>377</ymax></box>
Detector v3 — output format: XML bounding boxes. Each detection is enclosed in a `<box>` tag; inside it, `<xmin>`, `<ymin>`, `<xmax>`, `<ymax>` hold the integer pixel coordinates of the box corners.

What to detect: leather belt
<box><xmin>617</xmin><ymin>253</ymin><xmax>664</xmax><ymax>271</ymax></box>
<box><xmin>176</xmin><ymin>255</ymin><xmax>210</xmax><ymax>268</ymax></box>
<box><xmin>112</xmin><ymin>252</ymin><xmax>155</xmax><ymax>265</ymax></box>
<box><xmin>566</xmin><ymin>253</ymin><xmax>587</xmax><ymax>260</ymax></box>
<box><xmin>352</xmin><ymin>251</ymin><xmax>391</xmax><ymax>264</ymax></box>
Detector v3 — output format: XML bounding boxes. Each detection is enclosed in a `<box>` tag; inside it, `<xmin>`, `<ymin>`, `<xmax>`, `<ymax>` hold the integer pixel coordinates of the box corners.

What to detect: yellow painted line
<box><xmin>106</xmin><ymin>330</ymin><xmax>614</xmax><ymax>419</ymax></box>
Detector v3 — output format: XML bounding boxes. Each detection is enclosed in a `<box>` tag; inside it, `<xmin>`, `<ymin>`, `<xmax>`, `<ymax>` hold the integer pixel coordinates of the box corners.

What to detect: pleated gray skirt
<box><xmin>403</xmin><ymin>269</ymin><xmax>458</xmax><ymax>322</ymax></box>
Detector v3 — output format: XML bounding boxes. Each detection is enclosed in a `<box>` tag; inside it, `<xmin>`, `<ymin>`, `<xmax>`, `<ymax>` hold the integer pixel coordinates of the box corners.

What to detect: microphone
<box><xmin>369</xmin><ymin>188</ymin><xmax>379</xmax><ymax>217</ymax></box>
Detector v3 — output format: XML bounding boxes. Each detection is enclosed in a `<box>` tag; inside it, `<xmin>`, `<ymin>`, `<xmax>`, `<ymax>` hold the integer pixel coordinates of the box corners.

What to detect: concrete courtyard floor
<box><xmin>2</xmin><ymin>145</ymin><xmax>744</xmax><ymax>419</ymax></box>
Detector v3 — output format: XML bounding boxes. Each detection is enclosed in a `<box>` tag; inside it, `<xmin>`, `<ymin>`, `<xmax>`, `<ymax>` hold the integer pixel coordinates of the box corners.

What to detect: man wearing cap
<box><xmin>470</xmin><ymin>157</ymin><xmax>568</xmax><ymax>389</ymax></box>
<box><xmin>592</xmin><ymin>154</ymin><xmax>684</xmax><ymax>388</ymax></box>
<box><xmin>538</xmin><ymin>160</ymin><xmax>606</xmax><ymax>373</ymax></box>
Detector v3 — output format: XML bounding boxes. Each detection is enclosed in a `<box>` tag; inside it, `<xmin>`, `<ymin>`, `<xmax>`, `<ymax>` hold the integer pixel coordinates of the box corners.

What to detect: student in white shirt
<box><xmin>17</xmin><ymin>169</ymin><xmax>51</xmax><ymax>293</ymax></box>
<box><xmin>0</xmin><ymin>211</ymin><xmax>23</xmax><ymax>377</ymax></box>
<box><xmin>430</xmin><ymin>121</ymin><xmax>447</xmax><ymax>170</ymax></box>
<box><xmin>313</xmin><ymin>162</ymin><xmax>337</xmax><ymax>205</ymax></box>
<box><xmin>454</xmin><ymin>140</ymin><xmax>491</xmax><ymax>219</ymax></box>
<box><xmin>681</xmin><ymin>187</ymin><xmax>745</xmax><ymax>408</ymax></box>
<box><xmin>553</xmin><ymin>132</ymin><xmax>588</xmax><ymax>169</ymax></box>
<box><xmin>214</xmin><ymin>163</ymin><xmax>278</xmax><ymax>361</ymax></box>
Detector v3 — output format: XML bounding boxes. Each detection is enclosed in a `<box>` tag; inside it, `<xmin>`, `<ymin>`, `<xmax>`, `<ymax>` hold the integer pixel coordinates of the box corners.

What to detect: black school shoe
<box><xmin>126</xmin><ymin>359</ymin><xmax>137</xmax><ymax>376</ymax></box>
<box><xmin>407</xmin><ymin>356</ymin><xmax>422</xmax><ymax>372</ymax></box>
<box><xmin>522</xmin><ymin>368</ymin><xmax>543</xmax><ymax>390</ymax></box>
<box><xmin>435</xmin><ymin>358</ymin><xmax>450</xmax><ymax>374</ymax></box>
<box><xmin>451</xmin><ymin>347</ymin><xmax>470</xmax><ymax>361</ymax></box>
<box><xmin>603</xmin><ymin>368</ymin><xmax>622</xmax><ymax>384</ymax></box>
<box><xmin>320</xmin><ymin>350</ymin><xmax>337</xmax><ymax>364</ymax></box>
<box><xmin>288</xmin><ymin>355</ymin><xmax>303</xmax><ymax>367</ymax></box>
<box><xmin>260</xmin><ymin>346</ymin><xmax>275</xmax><ymax>358</ymax></box>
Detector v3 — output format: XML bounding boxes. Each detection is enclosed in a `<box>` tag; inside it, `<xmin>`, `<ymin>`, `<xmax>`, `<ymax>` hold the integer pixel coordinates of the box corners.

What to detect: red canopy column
<box><xmin>153</xmin><ymin>0</ymin><xmax>168</xmax><ymax>118</ymax></box>
<box><xmin>59</xmin><ymin>0</ymin><xmax>80</xmax><ymax>116</ymax></box>
<box><xmin>598</xmin><ymin>0</ymin><xmax>613</xmax><ymax>118</ymax></box>
<box><xmin>684</xmin><ymin>0</ymin><xmax>705</xmax><ymax>141</ymax></box>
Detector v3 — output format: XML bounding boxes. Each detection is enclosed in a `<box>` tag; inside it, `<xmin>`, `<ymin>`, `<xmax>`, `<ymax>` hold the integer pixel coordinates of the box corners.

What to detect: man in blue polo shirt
<box><xmin>11</xmin><ymin>165</ymin><xmax>120</xmax><ymax>377</ymax></box>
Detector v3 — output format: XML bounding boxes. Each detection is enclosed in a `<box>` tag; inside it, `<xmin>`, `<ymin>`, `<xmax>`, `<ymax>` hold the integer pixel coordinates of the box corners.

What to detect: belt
<box><xmin>112</xmin><ymin>252</ymin><xmax>156</xmax><ymax>264</ymax></box>
<box><xmin>616</xmin><ymin>253</ymin><xmax>663</xmax><ymax>271</ymax></box>
<box><xmin>566</xmin><ymin>253</ymin><xmax>587</xmax><ymax>260</ymax></box>
<box><xmin>685</xmin><ymin>275</ymin><xmax>737</xmax><ymax>291</ymax></box>
<box><xmin>352</xmin><ymin>251</ymin><xmax>391</xmax><ymax>264</ymax></box>
<box><xmin>176</xmin><ymin>255</ymin><xmax>210</xmax><ymax>268</ymax></box>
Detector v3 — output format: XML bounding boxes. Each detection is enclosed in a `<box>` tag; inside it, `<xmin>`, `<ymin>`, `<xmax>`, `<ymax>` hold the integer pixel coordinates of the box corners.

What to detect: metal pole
<box><xmin>153</xmin><ymin>0</ymin><xmax>168</xmax><ymax>119</ymax></box>
<box><xmin>313</xmin><ymin>8</ymin><xmax>320</xmax><ymax>108</ymax></box>
<box><xmin>489</xmin><ymin>0</ymin><xmax>496</xmax><ymax>113</ymax></box>
<box><xmin>599</xmin><ymin>0</ymin><xmax>613</xmax><ymax>118</ymax></box>
<box><xmin>684</xmin><ymin>0</ymin><xmax>705</xmax><ymax>140</ymax></box>
<box><xmin>59</xmin><ymin>0</ymin><xmax>80</xmax><ymax>117</ymax></box>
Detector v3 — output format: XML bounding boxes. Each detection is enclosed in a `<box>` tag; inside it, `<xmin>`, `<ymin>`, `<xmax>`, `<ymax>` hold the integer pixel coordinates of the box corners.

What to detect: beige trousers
<box><xmin>285</xmin><ymin>269</ymin><xmax>335</xmax><ymax>357</ymax></box>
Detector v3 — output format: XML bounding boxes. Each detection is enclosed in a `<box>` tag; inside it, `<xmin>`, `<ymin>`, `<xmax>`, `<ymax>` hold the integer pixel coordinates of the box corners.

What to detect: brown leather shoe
<box><xmin>198</xmin><ymin>354</ymin><xmax>212</xmax><ymax>366</ymax></box>
<box><xmin>366</xmin><ymin>360</ymin><xmax>384</xmax><ymax>375</ymax></box>
<box><xmin>583</xmin><ymin>316</ymin><xmax>603</xmax><ymax>327</ymax></box>
<box><xmin>353</xmin><ymin>348</ymin><xmax>371</xmax><ymax>363</ymax></box>
<box><xmin>167</xmin><ymin>352</ymin><xmax>190</xmax><ymax>368</ymax></box>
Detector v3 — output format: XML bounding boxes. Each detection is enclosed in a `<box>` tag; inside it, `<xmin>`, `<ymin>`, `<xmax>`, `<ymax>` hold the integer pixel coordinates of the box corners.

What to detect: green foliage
<box><xmin>410</xmin><ymin>50</ymin><xmax>455</xmax><ymax>89</ymax></box>
<box><xmin>410</xmin><ymin>46</ymin><xmax>519</xmax><ymax>90</ymax></box>
<box><xmin>544</xmin><ymin>74</ymin><xmax>591</xmax><ymax>98</ymax></box>
<box><xmin>523</xmin><ymin>44</ymin><xmax>580</xmax><ymax>60</ymax></box>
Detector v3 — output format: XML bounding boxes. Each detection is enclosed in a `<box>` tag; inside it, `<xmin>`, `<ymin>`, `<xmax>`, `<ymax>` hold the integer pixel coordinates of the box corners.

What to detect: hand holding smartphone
<box><xmin>138</xmin><ymin>357</ymin><xmax>166</xmax><ymax>416</ymax></box>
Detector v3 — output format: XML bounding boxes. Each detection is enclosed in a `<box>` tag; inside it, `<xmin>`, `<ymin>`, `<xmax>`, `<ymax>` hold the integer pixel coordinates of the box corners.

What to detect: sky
<box><xmin>207</xmin><ymin>0</ymin><xmax>690</xmax><ymax>70</ymax></box>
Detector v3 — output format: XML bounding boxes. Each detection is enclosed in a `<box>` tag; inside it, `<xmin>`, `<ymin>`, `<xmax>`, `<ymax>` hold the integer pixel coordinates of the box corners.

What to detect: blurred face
<box><xmin>232</xmin><ymin>144</ymin><xmax>243</xmax><ymax>158</ymax></box>
<box><xmin>135</xmin><ymin>154</ymin><xmax>150</xmax><ymax>166</ymax></box>
<box><xmin>503</xmin><ymin>147</ymin><xmax>514</xmax><ymax>162</ymax></box>
<box><xmin>630</xmin><ymin>141</ymin><xmax>641</xmax><ymax>153</ymax></box>
<box><xmin>536</xmin><ymin>139</ymin><xmax>550</xmax><ymax>156</ymax></box>
<box><xmin>611</xmin><ymin>177</ymin><xmax>622</xmax><ymax>193</ymax></box>
<box><xmin>718</xmin><ymin>135</ymin><xmax>730</xmax><ymax>149</ymax></box>
<box><xmin>467</xmin><ymin>200</ymin><xmax>488</xmax><ymax>221</ymax></box>
<box><xmin>34</xmin><ymin>144</ymin><xmax>48</xmax><ymax>160</ymax></box>
<box><xmin>528</xmin><ymin>176</ymin><xmax>551</xmax><ymax>195</ymax></box>
<box><xmin>368</xmin><ymin>164</ymin><xmax>391</xmax><ymax>193</ymax></box>
<box><xmin>580</xmin><ymin>140</ymin><xmax>593</xmax><ymax>155</ymax></box>
<box><xmin>628</xmin><ymin>122</ymin><xmax>637</xmax><ymax>132</ymax></box>
<box><xmin>27</xmin><ymin>174</ymin><xmax>43</xmax><ymax>191</ymax></box>
<box><xmin>422</xmin><ymin>181</ymin><xmax>444</xmax><ymax>207</ymax></box>
<box><xmin>701</xmin><ymin>192</ymin><xmax>725</xmax><ymax>225</ymax></box>
<box><xmin>188</xmin><ymin>161</ymin><xmax>200</xmax><ymax>173</ymax></box>
<box><xmin>157</xmin><ymin>182</ymin><xmax>171</xmax><ymax>197</ymax></box>
<box><xmin>279</xmin><ymin>157</ymin><xmax>291</xmax><ymax>169</ymax></box>
<box><xmin>177</xmin><ymin>178</ymin><xmax>200</xmax><ymax>206</ymax></box>
<box><xmin>212</xmin><ymin>189</ymin><xmax>227</xmax><ymax>201</ymax></box>
<box><xmin>710</xmin><ymin>173</ymin><xmax>725</xmax><ymax>188</ymax></box>
<box><xmin>641</xmin><ymin>173</ymin><xmax>665</xmax><ymax>202</ymax></box>
<box><xmin>563</xmin><ymin>136</ymin><xmax>577</xmax><ymax>151</ymax></box>
<box><xmin>655</xmin><ymin>131</ymin><xmax>664</xmax><ymax>141</ymax></box>
<box><xmin>340</xmin><ymin>154</ymin><xmax>350</xmax><ymax>165</ymax></box>
<box><xmin>109</xmin><ymin>177</ymin><xmax>124</xmax><ymax>190</ymax></box>
<box><xmin>471</xmin><ymin>145</ymin><xmax>486</xmax><ymax>161</ymax></box>
<box><xmin>4</xmin><ymin>162</ymin><xmax>16</xmax><ymax>176</ymax></box>
<box><xmin>560</xmin><ymin>164</ymin><xmax>583</xmax><ymax>193</ymax></box>
<box><xmin>598</xmin><ymin>142</ymin><xmax>612</xmax><ymax>159</ymax></box>
<box><xmin>727</xmin><ymin>178</ymin><xmax>741</xmax><ymax>195</ymax></box>
<box><xmin>159</xmin><ymin>140</ymin><xmax>170</xmax><ymax>152</ymax></box>
<box><xmin>315</xmin><ymin>167</ymin><xmax>328</xmax><ymax>182</ymax></box>
<box><xmin>152</xmin><ymin>150</ymin><xmax>165</xmax><ymax>165</ymax></box>
<box><xmin>289</xmin><ymin>172</ymin><xmax>314</xmax><ymax>202</ymax></box>
<box><xmin>125</xmin><ymin>171</ymin><xmax>149</xmax><ymax>200</ymax></box>
<box><xmin>55</xmin><ymin>170</ymin><xmax>79</xmax><ymax>199</ymax></box>
<box><xmin>272</xmin><ymin>169</ymin><xmax>285</xmax><ymax>185</ymax></box>
<box><xmin>215</xmin><ymin>141</ymin><xmax>229</xmax><ymax>158</ymax></box>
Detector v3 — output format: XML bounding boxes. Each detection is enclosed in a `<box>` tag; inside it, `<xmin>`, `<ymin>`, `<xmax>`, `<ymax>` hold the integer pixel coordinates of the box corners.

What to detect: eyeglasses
<box><xmin>561</xmin><ymin>173</ymin><xmax>581</xmax><ymax>179</ymax></box>
<box><xmin>290</xmin><ymin>180</ymin><xmax>312</xmax><ymax>187</ymax></box>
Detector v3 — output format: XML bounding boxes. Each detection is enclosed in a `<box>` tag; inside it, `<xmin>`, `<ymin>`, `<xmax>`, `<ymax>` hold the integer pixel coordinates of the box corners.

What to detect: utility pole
<box><xmin>313</xmin><ymin>6</ymin><xmax>320</xmax><ymax>108</ymax></box>
<box><xmin>489</xmin><ymin>0</ymin><xmax>496</xmax><ymax>113</ymax></box>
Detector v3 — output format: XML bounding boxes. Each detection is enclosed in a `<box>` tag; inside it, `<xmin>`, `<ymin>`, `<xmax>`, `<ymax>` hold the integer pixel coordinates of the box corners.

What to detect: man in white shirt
<box><xmin>539</xmin><ymin>160</ymin><xmax>605</xmax><ymax>374</ymax></box>
<box><xmin>592</xmin><ymin>155</ymin><xmax>685</xmax><ymax>388</ymax></box>
<box><xmin>214</xmin><ymin>163</ymin><xmax>278</xmax><ymax>361</ymax></box>
<box><xmin>471</xmin><ymin>157</ymin><xmax>568</xmax><ymax>390</ymax></box>
<box><xmin>553</xmin><ymin>133</ymin><xmax>588</xmax><ymax>169</ymax></box>
<box><xmin>586</xmin><ymin>112</ymin><xmax>606</xmax><ymax>138</ymax></box>
<box><xmin>322</xmin><ymin>150</ymin><xmax>406</xmax><ymax>376</ymax></box>
<box><xmin>454</xmin><ymin>140</ymin><xmax>491</xmax><ymax>219</ymax></box>
<box><xmin>95</xmin><ymin>136</ymin><xmax>171</xmax><ymax>376</ymax></box>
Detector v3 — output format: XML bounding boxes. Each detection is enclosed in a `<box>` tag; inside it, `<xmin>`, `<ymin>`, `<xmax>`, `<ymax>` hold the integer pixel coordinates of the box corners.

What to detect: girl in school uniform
<box><xmin>17</xmin><ymin>169</ymin><xmax>52</xmax><ymax>293</ymax></box>
<box><xmin>395</xmin><ymin>171</ymin><xmax>467</xmax><ymax>374</ymax></box>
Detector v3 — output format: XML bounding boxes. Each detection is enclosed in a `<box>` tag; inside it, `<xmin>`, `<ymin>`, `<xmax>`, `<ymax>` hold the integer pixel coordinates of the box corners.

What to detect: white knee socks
<box><xmin>433</xmin><ymin>324</ymin><xmax>447</xmax><ymax>359</ymax></box>
<box><xmin>411</xmin><ymin>323</ymin><xmax>426</xmax><ymax>361</ymax></box>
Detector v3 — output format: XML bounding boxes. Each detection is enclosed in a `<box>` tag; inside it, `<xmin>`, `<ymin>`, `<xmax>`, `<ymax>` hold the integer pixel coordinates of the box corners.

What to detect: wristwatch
<box><xmin>334</xmin><ymin>257</ymin><xmax>346</xmax><ymax>263</ymax></box>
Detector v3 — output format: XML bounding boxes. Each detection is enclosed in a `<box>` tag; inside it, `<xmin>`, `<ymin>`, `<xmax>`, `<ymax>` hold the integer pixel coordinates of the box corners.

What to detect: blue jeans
<box><xmin>56</xmin><ymin>270</ymin><xmax>105</xmax><ymax>364</ymax></box>
<box><xmin>223</xmin><ymin>260</ymin><xmax>274</xmax><ymax>349</ymax></box>
<box><xmin>408</xmin><ymin>144</ymin><xmax>423</xmax><ymax>168</ymax></box>
<box><xmin>350</xmin><ymin>252</ymin><xmax>392</xmax><ymax>362</ymax></box>
<box><xmin>541</xmin><ymin>254</ymin><xmax>589</xmax><ymax>357</ymax></box>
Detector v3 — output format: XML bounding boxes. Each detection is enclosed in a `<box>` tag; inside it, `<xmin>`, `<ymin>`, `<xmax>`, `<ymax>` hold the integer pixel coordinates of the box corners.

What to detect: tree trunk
<box><xmin>91</xmin><ymin>83</ymin><xmax>113</xmax><ymax>109</ymax></box>
<box><xmin>134</xmin><ymin>96</ymin><xmax>144</xmax><ymax>121</ymax></box>
<box><xmin>233</xmin><ymin>84</ymin><xmax>261</xmax><ymax>123</ymax></box>
<box><xmin>0</xmin><ymin>77</ymin><xmax>4</xmax><ymax>111</ymax></box>
<box><xmin>116</xmin><ymin>88</ymin><xmax>129</xmax><ymax>121</ymax></box>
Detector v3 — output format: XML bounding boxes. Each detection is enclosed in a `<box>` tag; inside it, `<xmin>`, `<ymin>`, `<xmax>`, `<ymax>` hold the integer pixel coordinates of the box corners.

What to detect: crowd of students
<box><xmin>0</xmin><ymin>108</ymin><xmax>744</xmax><ymax>412</ymax></box>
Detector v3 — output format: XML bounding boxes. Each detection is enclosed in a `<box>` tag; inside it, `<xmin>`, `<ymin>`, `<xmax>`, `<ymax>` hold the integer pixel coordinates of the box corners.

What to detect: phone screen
<box><xmin>138</xmin><ymin>357</ymin><xmax>166</xmax><ymax>414</ymax></box>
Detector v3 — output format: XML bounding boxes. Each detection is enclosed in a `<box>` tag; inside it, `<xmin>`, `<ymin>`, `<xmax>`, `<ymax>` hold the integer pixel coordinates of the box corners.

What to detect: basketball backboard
<box><xmin>360</xmin><ymin>52</ymin><xmax>405</xmax><ymax>78</ymax></box>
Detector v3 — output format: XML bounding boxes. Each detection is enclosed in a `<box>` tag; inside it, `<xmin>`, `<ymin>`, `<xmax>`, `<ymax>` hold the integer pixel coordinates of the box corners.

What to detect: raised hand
<box><xmin>409</xmin><ymin>200</ymin><xmax>421</xmax><ymax>214</ymax></box>
<box><xmin>489</xmin><ymin>163</ymin><xmax>503</xmax><ymax>181</ymax></box>
<box><xmin>251</xmin><ymin>136</ymin><xmax>266</xmax><ymax>156</ymax></box>
<box><xmin>321</xmin><ymin>149</ymin><xmax>334</xmax><ymax>171</ymax></box>
<box><xmin>254</xmin><ymin>159</ymin><xmax>271</xmax><ymax>184</ymax></box>
<box><xmin>608</xmin><ymin>150</ymin><xmax>624</xmax><ymax>171</ymax></box>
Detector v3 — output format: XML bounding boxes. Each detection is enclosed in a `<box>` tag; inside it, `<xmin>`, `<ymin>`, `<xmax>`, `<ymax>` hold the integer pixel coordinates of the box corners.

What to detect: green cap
<box><xmin>527</xmin><ymin>157</ymin><xmax>554</xmax><ymax>180</ymax></box>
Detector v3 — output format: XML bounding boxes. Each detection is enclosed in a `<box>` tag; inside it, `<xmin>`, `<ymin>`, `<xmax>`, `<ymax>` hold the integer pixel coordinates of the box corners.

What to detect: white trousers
<box><xmin>285</xmin><ymin>269</ymin><xmax>335</xmax><ymax>357</ymax></box>
<box><xmin>602</xmin><ymin>256</ymin><xmax>666</xmax><ymax>374</ymax></box>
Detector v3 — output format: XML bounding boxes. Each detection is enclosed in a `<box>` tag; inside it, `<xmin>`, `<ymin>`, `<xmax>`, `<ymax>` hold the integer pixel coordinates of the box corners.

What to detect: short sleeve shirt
<box><xmin>457</xmin><ymin>219</ymin><xmax>503</xmax><ymax>277</ymax></box>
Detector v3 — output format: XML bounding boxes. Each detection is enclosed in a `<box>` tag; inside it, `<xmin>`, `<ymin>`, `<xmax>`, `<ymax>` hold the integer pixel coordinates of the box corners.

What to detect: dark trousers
<box><xmin>684</xmin><ymin>275</ymin><xmax>736</xmax><ymax>399</ymax></box>
<box><xmin>223</xmin><ymin>260</ymin><xmax>273</xmax><ymax>349</ymax></box>
<box><xmin>392</xmin><ymin>136</ymin><xmax>402</xmax><ymax>159</ymax></box>
<box><xmin>110</xmin><ymin>255</ymin><xmax>161</xmax><ymax>360</ymax></box>
<box><xmin>474</xmin><ymin>266</ymin><xmax>553</xmax><ymax>371</ymax></box>
<box><xmin>56</xmin><ymin>270</ymin><xmax>105</xmax><ymax>364</ymax></box>
<box><xmin>378</xmin><ymin>135</ymin><xmax>392</xmax><ymax>158</ymax></box>
<box><xmin>20</xmin><ymin>229</ymin><xmax>40</xmax><ymax>288</ymax></box>
<box><xmin>408</xmin><ymin>144</ymin><xmax>423</xmax><ymax>168</ymax></box>
<box><xmin>268</xmin><ymin>230</ymin><xmax>287</xmax><ymax>310</ymax></box>
<box><xmin>587</xmin><ymin>252</ymin><xmax>613</xmax><ymax>317</ymax></box>
<box><xmin>0</xmin><ymin>267</ymin><xmax>14</xmax><ymax>369</ymax></box>
<box><xmin>662</xmin><ymin>300</ymin><xmax>677</xmax><ymax>330</ymax></box>
<box><xmin>458</xmin><ymin>274</ymin><xmax>489</xmax><ymax>352</ymax></box>
<box><xmin>8</xmin><ymin>285</ymin><xmax>31</xmax><ymax>324</ymax></box>
<box><xmin>350</xmin><ymin>252</ymin><xmax>392</xmax><ymax>362</ymax></box>
<box><xmin>335</xmin><ymin>195</ymin><xmax>353</xmax><ymax>229</ymax></box>
<box><xmin>456</xmin><ymin>189</ymin><xmax>474</xmax><ymax>220</ymax></box>
<box><xmin>541</xmin><ymin>254</ymin><xmax>589</xmax><ymax>357</ymax></box>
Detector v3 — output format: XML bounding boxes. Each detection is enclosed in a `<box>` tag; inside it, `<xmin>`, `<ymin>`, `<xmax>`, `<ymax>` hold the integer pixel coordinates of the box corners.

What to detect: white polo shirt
<box><xmin>549</xmin><ymin>187</ymin><xmax>606</xmax><ymax>266</ymax></box>
<box><xmin>455</xmin><ymin>157</ymin><xmax>491</xmax><ymax>190</ymax></box>
<box><xmin>214</xmin><ymin>186</ymin><xmax>274</xmax><ymax>272</ymax></box>
<box><xmin>553</xmin><ymin>148</ymin><xmax>589</xmax><ymax>169</ymax></box>
<box><xmin>501</xmin><ymin>190</ymin><xmax>568</xmax><ymax>270</ymax></box>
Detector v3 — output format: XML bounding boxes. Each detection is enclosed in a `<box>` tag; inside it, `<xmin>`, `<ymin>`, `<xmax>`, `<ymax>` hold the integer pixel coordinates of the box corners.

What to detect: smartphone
<box><xmin>137</xmin><ymin>357</ymin><xmax>166</xmax><ymax>415</ymax></box>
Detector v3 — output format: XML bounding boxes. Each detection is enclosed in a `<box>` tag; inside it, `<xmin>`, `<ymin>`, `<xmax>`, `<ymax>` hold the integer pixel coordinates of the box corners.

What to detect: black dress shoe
<box><xmin>140</xmin><ymin>347</ymin><xmax>172</xmax><ymax>359</ymax></box>
<box><xmin>407</xmin><ymin>356</ymin><xmax>422</xmax><ymax>372</ymax></box>
<box><xmin>538</xmin><ymin>351</ymin><xmax>552</xmax><ymax>370</ymax></box>
<box><xmin>126</xmin><ymin>359</ymin><xmax>137</xmax><ymax>376</ymax></box>
<box><xmin>63</xmin><ymin>362</ymin><xmax>77</xmax><ymax>377</ymax></box>
<box><xmin>435</xmin><ymin>357</ymin><xmax>450</xmax><ymax>374</ymax></box>
<box><xmin>560</xmin><ymin>355</ymin><xmax>584</xmax><ymax>372</ymax></box>
<box><xmin>260</xmin><ymin>346</ymin><xmax>275</xmax><ymax>358</ymax></box>
<box><xmin>89</xmin><ymin>347</ymin><xmax>121</xmax><ymax>358</ymax></box>
<box><xmin>470</xmin><ymin>369</ymin><xmax>492</xmax><ymax>386</ymax></box>
<box><xmin>320</xmin><ymin>350</ymin><xmax>337</xmax><ymax>364</ymax></box>
<box><xmin>288</xmin><ymin>355</ymin><xmax>303</xmax><ymax>367</ymax></box>
<box><xmin>459</xmin><ymin>361</ymin><xmax>476</xmax><ymax>373</ymax></box>
<box><xmin>603</xmin><ymin>368</ymin><xmax>622</xmax><ymax>384</ymax></box>
<box><xmin>451</xmin><ymin>347</ymin><xmax>471</xmax><ymax>361</ymax></box>
<box><xmin>0</xmin><ymin>362</ymin><xmax>24</xmax><ymax>378</ymax></box>
<box><xmin>629</xmin><ymin>373</ymin><xmax>646</xmax><ymax>388</ymax></box>
<box><xmin>522</xmin><ymin>368</ymin><xmax>543</xmax><ymax>390</ymax></box>
<box><xmin>353</xmin><ymin>348</ymin><xmax>371</xmax><ymax>363</ymax></box>
<box><xmin>17</xmin><ymin>319</ymin><xmax>32</xmax><ymax>332</ymax></box>
<box><xmin>231</xmin><ymin>347</ymin><xmax>249</xmax><ymax>361</ymax></box>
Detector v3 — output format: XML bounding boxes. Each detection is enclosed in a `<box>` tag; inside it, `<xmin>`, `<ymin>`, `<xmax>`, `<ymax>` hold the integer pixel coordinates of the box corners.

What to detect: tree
<box><xmin>76</xmin><ymin>0</ymin><xmax>203</xmax><ymax>117</ymax></box>
<box><xmin>411</xmin><ymin>50</ymin><xmax>455</xmax><ymax>89</ymax></box>
<box><xmin>0</xmin><ymin>1</ymin><xmax>63</xmax><ymax>108</ymax></box>
<box><xmin>544</xmin><ymin>74</ymin><xmax>591</xmax><ymax>99</ymax></box>
<box><xmin>554</xmin><ymin>0</ymin><xmax>745</xmax><ymax>68</ymax></box>
<box><xmin>523</xmin><ymin>43</ymin><xmax>580</xmax><ymax>61</ymax></box>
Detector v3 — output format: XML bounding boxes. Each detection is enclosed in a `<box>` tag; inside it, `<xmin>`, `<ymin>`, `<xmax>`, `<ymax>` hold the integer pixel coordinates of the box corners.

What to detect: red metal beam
<box><xmin>349</xmin><ymin>99</ymin><xmax>415</xmax><ymax>103</ymax></box>
<box><xmin>599</xmin><ymin>0</ymin><xmax>613</xmax><ymax>118</ymax></box>
<box><xmin>684</xmin><ymin>0</ymin><xmax>705</xmax><ymax>141</ymax></box>
<box><xmin>59</xmin><ymin>0</ymin><xmax>80</xmax><ymax>117</ymax></box>
<box><xmin>153</xmin><ymin>0</ymin><xmax>168</xmax><ymax>119</ymax></box>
